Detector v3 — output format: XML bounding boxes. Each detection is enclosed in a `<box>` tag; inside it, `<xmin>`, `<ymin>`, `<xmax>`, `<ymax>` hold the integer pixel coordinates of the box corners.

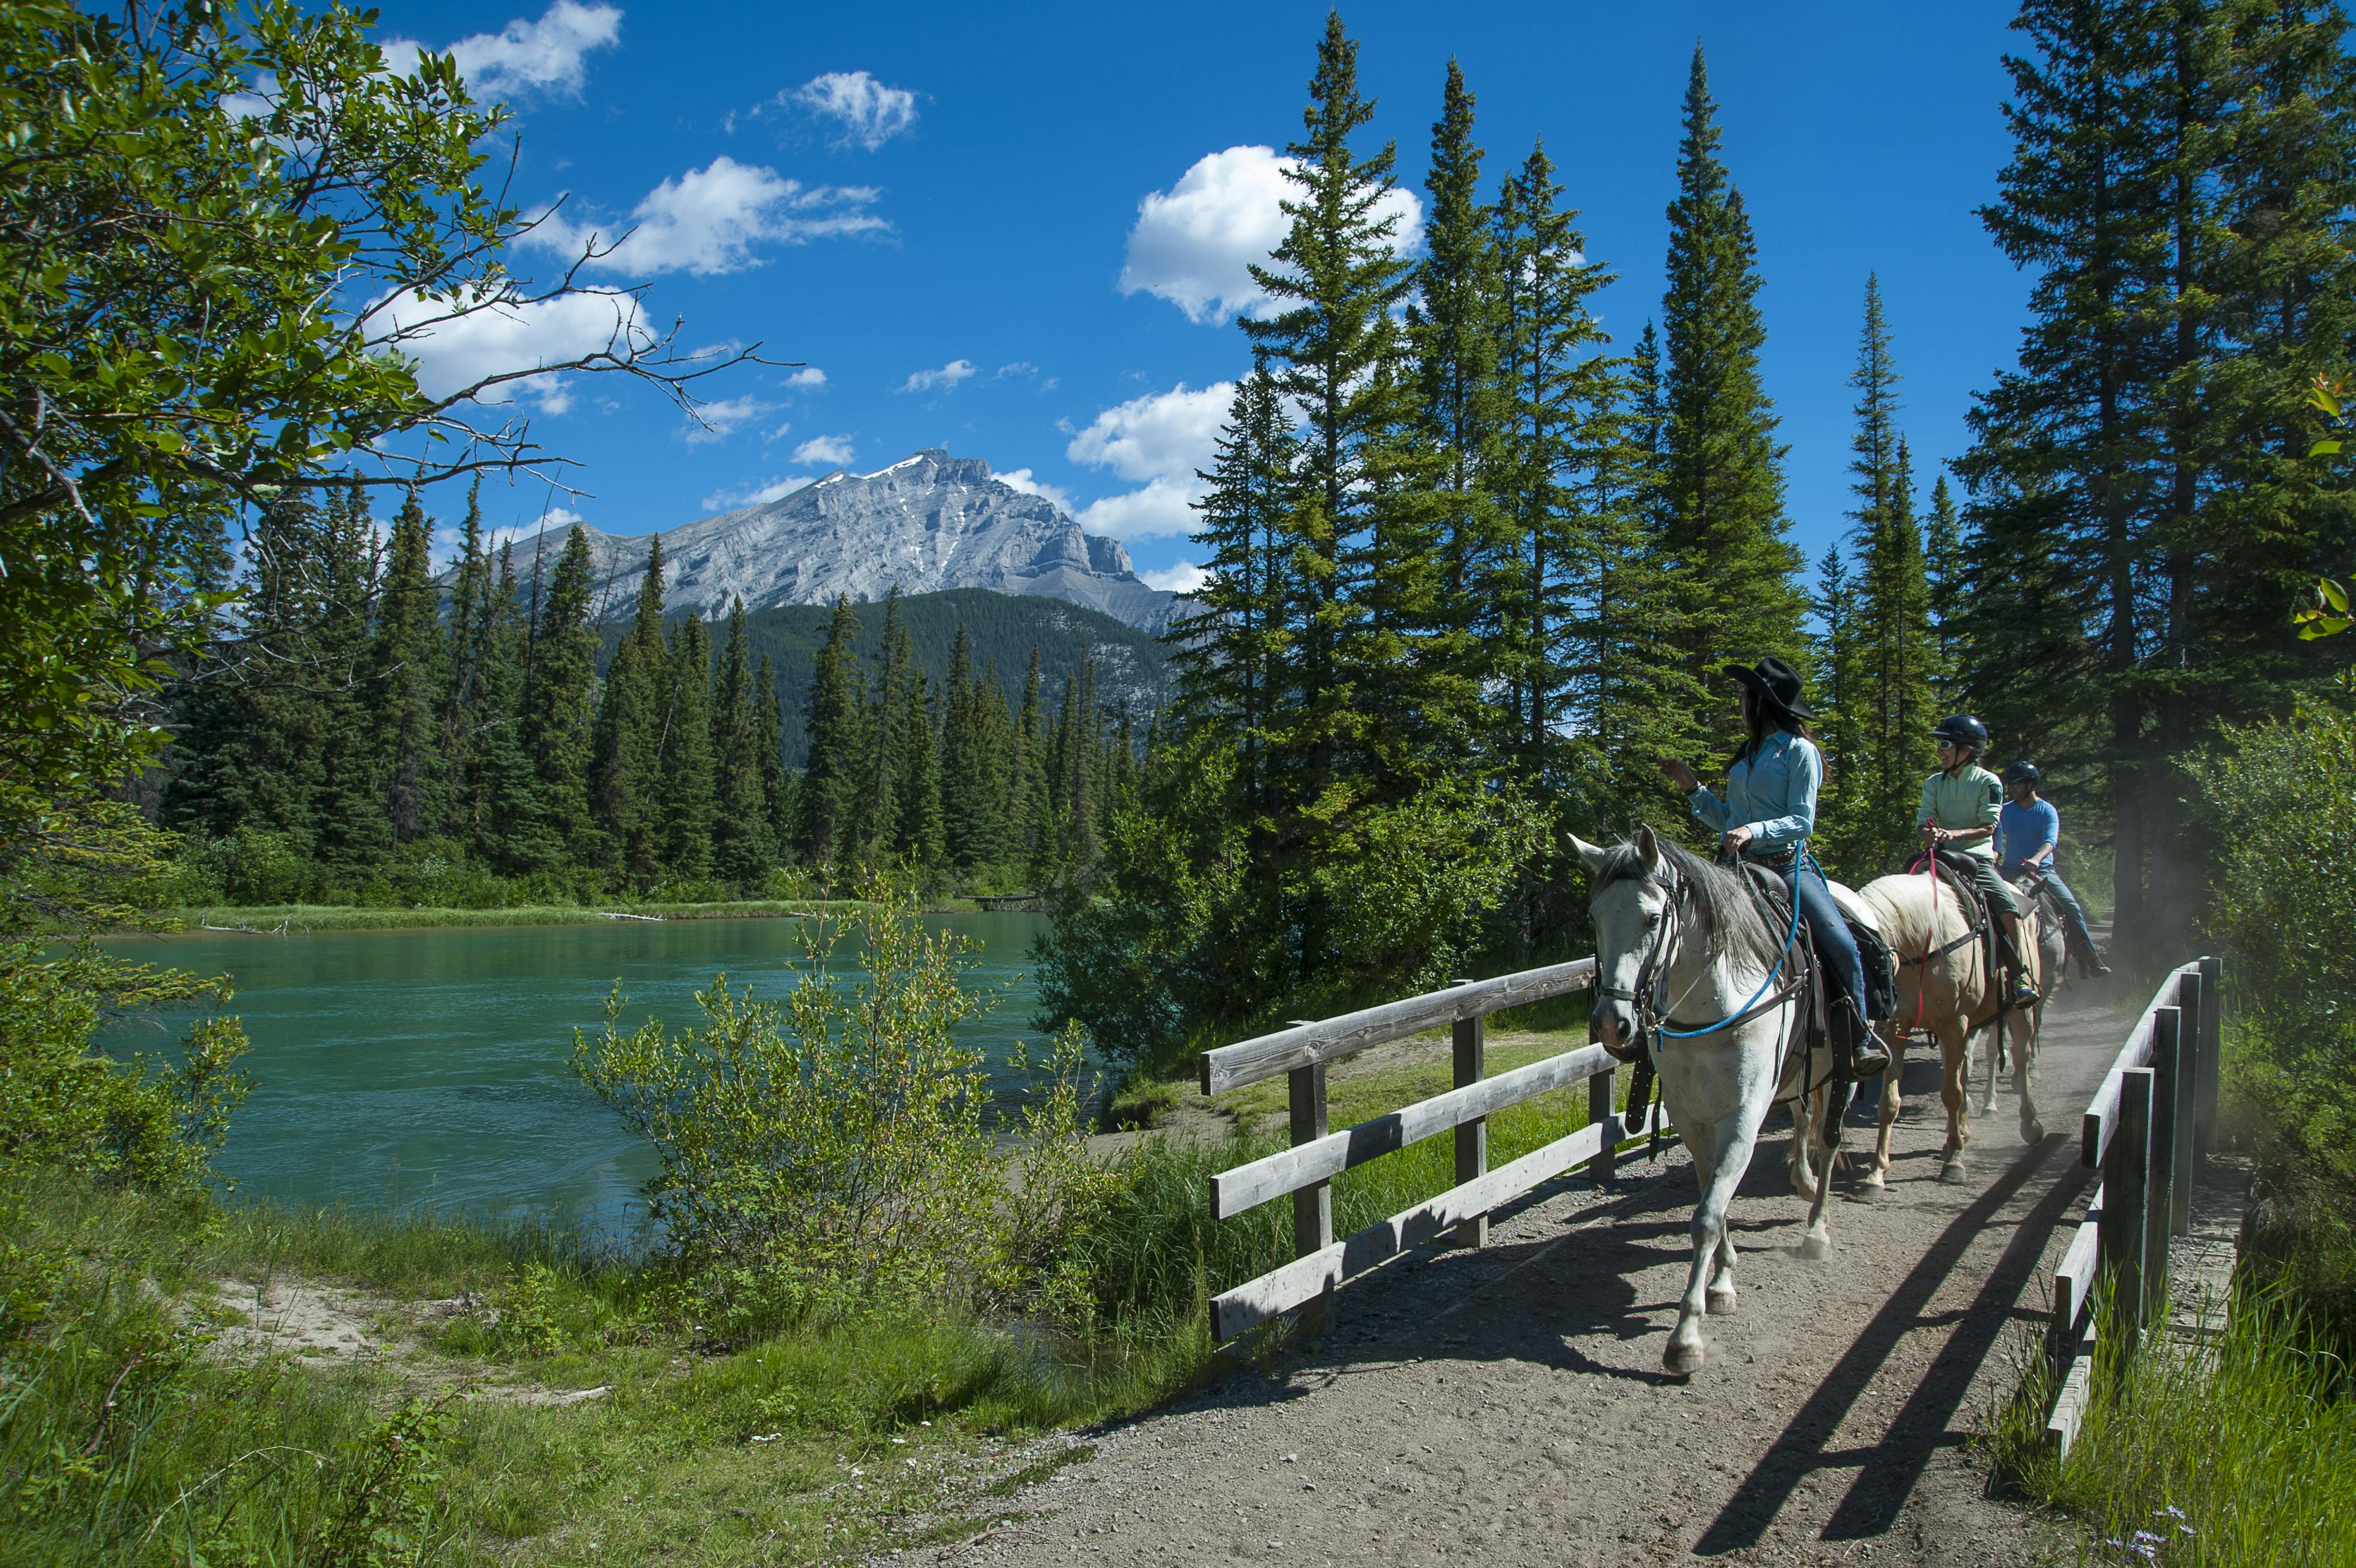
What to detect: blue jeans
<box><xmin>2003</xmin><ymin>859</ymin><xmax>2099</xmax><ymax>956</ymax></box>
<box><xmin>1782</xmin><ymin>859</ymin><xmax>1866</xmax><ymax>1016</ymax></box>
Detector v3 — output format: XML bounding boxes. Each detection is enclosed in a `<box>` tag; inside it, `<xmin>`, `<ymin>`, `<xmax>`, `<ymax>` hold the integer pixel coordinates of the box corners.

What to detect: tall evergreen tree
<box><xmin>308</xmin><ymin>485</ymin><xmax>391</xmax><ymax>880</ymax></box>
<box><xmin>523</xmin><ymin>526</ymin><xmax>600</xmax><ymax>865</ymax></box>
<box><xmin>1010</xmin><ymin>647</ymin><xmax>1053</xmax><ymax>884</ymax></box>
<box><xmin>711</xmin><ymin>600</ymin><xmax>778</xmax><ymax>888</ymax></box>
<box><xmin>755</xmin><ymin>654</ymin><xmax>792</xmax><ymax>864</ymax></box>
<box><xmin>1810</xmin><ymin>543</ymin><xmax>1865</xmax><ymax>876</ymax></box>
<box><xmin>590</xmin><ymin>538</ymin><xmax>670</xmax><ymax>883</ymax></box>
<box><xmin>439</xmin><ymin>483</ymin><xmax>493</xmax><ymax>843</ymax></box>
<box><xmin>1923</xmin><ymin>473</ymin><xmax>1968</xmax><ymax>707</ymax></box>
<box><xmin>1657</xmin><ymin>45</ymin><xmax>1807</xmax><ymax>748</ymax></box>
<box><xmin>940</xmin><ymin>625</ymin><xmax>1010</xmax><ymax>873</ymax></box>
<box><xmin>371</xmin><ymin>490</ymin><xmax>441</xmax><ymax>844</ymax></box>
<box><xmin>659</xmin><ymin>615</ymin><xmax>718</xmax><ymax>880</ymax></box>
<box><xmin>794</xmin><ymin>596</ymin><xmax>862</xmax><ymax>866</ymax></box>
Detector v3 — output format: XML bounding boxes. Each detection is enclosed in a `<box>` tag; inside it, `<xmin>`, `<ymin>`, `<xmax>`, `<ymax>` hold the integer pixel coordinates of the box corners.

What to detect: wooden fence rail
<box><xmin>2044</xmin><ymin>956</ymin><xmax>2223</xmax><ymax>1455</ymax></box>
<box><xmin>1196</xmin><ymin>958</ymin><xmax>1671</xmax><ymax>1343</ymax></box>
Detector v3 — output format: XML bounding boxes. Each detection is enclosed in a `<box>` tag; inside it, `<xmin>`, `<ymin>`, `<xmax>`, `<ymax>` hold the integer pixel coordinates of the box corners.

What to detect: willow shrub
<box><xmin>571</xmin><ymin>878</ymin><xmax>1114</xmax><ymax>1339</ymax></box>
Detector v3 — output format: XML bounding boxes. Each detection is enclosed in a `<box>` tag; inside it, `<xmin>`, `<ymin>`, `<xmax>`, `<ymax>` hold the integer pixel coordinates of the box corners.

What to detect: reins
<box><xmin>1650</xmin><ymin>846</ymin><xmax>1807</xmax><ymax>1040</ymax></box>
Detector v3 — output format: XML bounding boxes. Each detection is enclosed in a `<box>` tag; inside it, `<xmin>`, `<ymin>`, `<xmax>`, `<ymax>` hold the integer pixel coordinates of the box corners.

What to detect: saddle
<box><xmin>1730</xmin><ymin>861</ymin><xmax>1840</xmax><ymax>1098</ymax></box>
<box><xmin>1907</xmin><ymin>847</ymin><xmax>1994</xmax><ymax>968</ymax></box>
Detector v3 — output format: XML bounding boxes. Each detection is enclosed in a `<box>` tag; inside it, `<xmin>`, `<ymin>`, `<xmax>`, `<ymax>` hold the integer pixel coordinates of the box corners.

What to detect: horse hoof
<box><xmin>1940</xmin><ymin>1160</ymin><xmax>1969</xmax><ymax>1184</ymax></box>
<box><xmin>2023</xmin><ymin>1121</ymin><xmax>2047</xmax><ymax>1144</ymax></box>
<box><xmin>1707</xmin><ymin>1287</ymin><xmax>1738</xmax><ymax>1317</ymax></box>
<box><xmin>1663</xmin><ymin>1341</ymin><xmax>1706</xmax><ymax>1377</ymax></box>
<box><xmin>1850</xmin><ymin>1180</ymin><xmax>1886</xmax><ymax>1203</ymax></box>
<box><xmin>1799</xmin><ymin>1234</ymin><xmax>1831</xmax><ymax>1262</ymax></box>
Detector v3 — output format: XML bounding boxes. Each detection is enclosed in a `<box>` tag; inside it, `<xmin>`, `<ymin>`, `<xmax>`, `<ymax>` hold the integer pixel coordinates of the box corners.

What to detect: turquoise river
<box><xmin>98</xmin><ymin>913</ymin><xmax>1049</xmax><ymax>1244</ymax></box>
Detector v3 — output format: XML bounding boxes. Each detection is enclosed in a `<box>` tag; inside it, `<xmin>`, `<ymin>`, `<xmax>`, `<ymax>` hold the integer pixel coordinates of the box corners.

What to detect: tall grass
<box><xmin>1991</xmin><ymin>1278</ymin><xmax>2356</xmax><ymax>1567</ymax></box>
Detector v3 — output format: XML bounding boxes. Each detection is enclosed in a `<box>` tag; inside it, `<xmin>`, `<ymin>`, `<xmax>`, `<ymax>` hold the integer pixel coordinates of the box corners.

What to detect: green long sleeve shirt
<box><xmin>1916</xmin><ymin>764</ymin><xmax>2003</xmax><ymax>861</ymax></box>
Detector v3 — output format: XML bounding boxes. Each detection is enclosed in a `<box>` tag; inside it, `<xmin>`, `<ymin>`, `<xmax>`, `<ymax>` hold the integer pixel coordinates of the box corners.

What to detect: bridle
<box><xmin>1595</xmin><ymin>859</ymin><xmax>1809</xmax><ymax>1055</ymax></box>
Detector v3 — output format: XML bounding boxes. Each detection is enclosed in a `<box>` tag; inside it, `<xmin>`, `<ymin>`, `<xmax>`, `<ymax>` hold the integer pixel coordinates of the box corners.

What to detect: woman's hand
<box><xmin>1921</xmin><ymin>821</ymin><xmax>1947</xmax><ymax>846</ymax></box>
<box><xmin>1720</xmin><ymin>825</ymin><xmax>1753</xmax><ymax>856</ymax></box>
<box><xmin>1657</xmin><ymin>758</ymin><xmax>1700</xmax><ymax>793</ymax></box>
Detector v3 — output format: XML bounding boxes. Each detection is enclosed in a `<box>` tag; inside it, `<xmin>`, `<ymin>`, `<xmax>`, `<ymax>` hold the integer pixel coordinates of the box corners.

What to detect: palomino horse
<box><xmin>1575</xmin><ymin>827</ymin><xmax>1847</xmax><ymax>1376</ymax></box>
<box><xmin>1825</xmin><ymin>865</ymin><xmax>2045</xmax><ymax>1193</ymax></box>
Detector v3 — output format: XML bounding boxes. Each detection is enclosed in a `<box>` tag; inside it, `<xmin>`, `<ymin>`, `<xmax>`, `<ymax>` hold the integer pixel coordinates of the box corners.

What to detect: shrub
<box><xmin>573</xmin><ymin>878</ymin><xmax>1106</xmax><ymax>1336</ymax></box>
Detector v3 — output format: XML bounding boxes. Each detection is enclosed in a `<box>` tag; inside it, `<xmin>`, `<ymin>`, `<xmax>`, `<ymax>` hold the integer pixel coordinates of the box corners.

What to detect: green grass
<box><xmin>1210</xmin><ymin>1022</ymin><xmax>1596</xmax><ymax>1135</ymax></box>
<box><xmin>1989</xmin><ymin>1278</ymin><xmax>2356</xmax><ymax>1567</ymax></box>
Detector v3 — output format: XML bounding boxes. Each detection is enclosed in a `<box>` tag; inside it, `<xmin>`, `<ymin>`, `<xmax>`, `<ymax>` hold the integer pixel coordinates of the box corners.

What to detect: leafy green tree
<box><xmin>0</xmin><ymin>0</ymin><xmax>742</xmax><ymax>837</ymax></box>
<box><xmin>1657</xmin><ymin>45</ymin><xmax>1807</xmax><ymax>747</ymax></box>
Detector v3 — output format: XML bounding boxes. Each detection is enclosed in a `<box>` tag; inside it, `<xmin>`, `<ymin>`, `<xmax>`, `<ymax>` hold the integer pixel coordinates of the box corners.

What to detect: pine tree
<box><xmin>755</xmin><ymin>654</ymin><xmax>792</xmax><ymax>864</ymax></box>
<box><xmin>523</xmin><ymin>526</ymin><xmax>600</xmax><ymax>866</ymax></box>
<box><xmin>794</xmin><ymin>596</ymin><xmax>863</xmax><ymax>866</ymax></box>
<box><xmin>1923</xmin><ymin>474</ymin><xmax>1968</xmax><ymax>707</ymax></box>
<box><xmin>940</xmin><ymin>625</ymin><xmax>1008</xmax><ymax>873</ymax></box>
<box><xmin>896</xmin><ymin>670</ymin><xmax>946</xmax><ymax>869</ymax></box>
<box><xmin>372</xmin><ymin>490</ymin><xmax>442</xmax><ymax>844</ymax></box>
<box><xmin>711</xmin><ymin>600</ymin><xmax>778</xmax><ymax>889</ymax></box>
<box><xmin>308</xmin><ymin>485</ymin><xmax>391</xmax><ymax>880</ymax></box>
<box><xmin>1810</xmin><ymin>543</ymin><xmax>1865</xmax><ymax>876</ymax></box>
<box><xmin>1010</xmin><ymin>648</ymin><xmax>1053</xmax><ymax>884</ymax></box>
<box><xmin>858</xmin><ymin>589</ymin><xmax>913</xmax><ymax>861</ymax></box>
<box><xmin>659</xmin><ymin>615</ymin><xmax>717</xmax><ymax>881</ymax></box>
<box><xmin>1657</xmin><ymin>45</ymin><xmax>1807</xmax><ymax>749</ymax></box>
<box><xmin>440</xmin><ymin>483</ymin><xmax>493</xmax><ymax>843</ymax></box>
<box><xmin>1842</xmin><ymin>281</ymin><xmax>1939</xmax><ymax>874</ymax></box>
<box><xmin>591</xmin><ymin>537</ymin><xmax>671</xmax><ymax>883</ymax></box>
<box><xmin>477</xmin><ymin>546</ymin><xmax>557</xmax><ymax>873</ymax></box>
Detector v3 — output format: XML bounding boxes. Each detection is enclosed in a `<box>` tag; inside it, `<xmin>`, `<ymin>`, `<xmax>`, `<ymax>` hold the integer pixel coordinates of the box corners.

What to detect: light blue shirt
<box><xmin>1997</xmin><ymin>797</ymin><xmax>2060</xmax><ymax>870</ymax></box>
<box><xmin>1689</xmin><ymin>731</ymin><xmax>1822</xmax><ymax>853</ymax></box>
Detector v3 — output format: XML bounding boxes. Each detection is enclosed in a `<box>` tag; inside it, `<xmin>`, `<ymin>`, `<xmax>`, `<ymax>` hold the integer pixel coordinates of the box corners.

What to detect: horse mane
<box><xmin>1589</xmin><ymin>835</ymin><xmax>1786</xmax><ymax>970</ymax></box>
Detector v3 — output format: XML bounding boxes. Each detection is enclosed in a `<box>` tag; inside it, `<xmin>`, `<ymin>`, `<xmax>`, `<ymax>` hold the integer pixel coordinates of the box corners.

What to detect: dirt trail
<box><xmin>897</xmin><ymin>980</ymin><xmax>2146</xmax><ymax>1567</ymax></box>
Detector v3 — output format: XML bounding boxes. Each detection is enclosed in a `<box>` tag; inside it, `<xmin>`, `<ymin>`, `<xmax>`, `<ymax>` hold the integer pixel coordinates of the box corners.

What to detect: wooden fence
<box><xmin>2044</xmin><ymin>956</ymin><xmax>2224</xmax><ymax>1455</ymax></box>
<box><xmin>1196</xmin><ymin>958</ymin><xmax>1670</xmax><ymax>1343</ymax></box>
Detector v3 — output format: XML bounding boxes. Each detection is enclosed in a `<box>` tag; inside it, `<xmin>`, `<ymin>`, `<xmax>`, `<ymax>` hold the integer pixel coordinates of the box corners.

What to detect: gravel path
<box><xmin>898</xmin><ymin>980</ymin><xmax>2142</xmax><ymax>1567</ymax></box>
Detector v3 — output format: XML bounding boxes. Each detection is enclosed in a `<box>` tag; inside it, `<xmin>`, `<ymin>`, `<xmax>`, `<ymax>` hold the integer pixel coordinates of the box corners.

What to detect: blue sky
<box><xmin>384</xmin><ymin>0</ymin><xmax>2031</xmax><ymax>593</ymax></box>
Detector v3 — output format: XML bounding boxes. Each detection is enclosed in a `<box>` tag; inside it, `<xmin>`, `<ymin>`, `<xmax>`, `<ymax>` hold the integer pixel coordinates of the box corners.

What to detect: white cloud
<box><xmin>1141</xmin><ymin>560</ymin><xmax>1211</xmax><ymax>595</ymax></box>
<box><xmin>784</xmin><ymin>366</ymin><xmax>828</xmax><ymax>388</ymax></box>
<box><xmin>1065</xmin><ymin>381</ymin><xmax>1235</xmax><ymax>540</ymax></box>
<box><xmin>790</xmin><ymin>71</ymin><xmax>918</xmax><ymax>150</ymax></box>
<box><xmin>898</xmin><ymin>358</ymin><xmax>976</xmax><ymax>394</ymax></box>
<box><xmin>681</xmin><ymin>394</ymin><xmax>774</xmax><ymax>445</ymax></box>
<box><xmin>995</xmin><ymin>467</ymin><xmax>1075</xmax><ymax>513</ymax></box>
<box><xmin>381</xmin><ymin>285</ymin><xmax>652</xmax><ymax>414</ymax></box>
<box><xmin>526</xmin><ymin>157</ymin><xmax>886</xmax><ymax>278</ymax></box>
<box><xmin>764</xmin><ymin>420</ymin><xmax>794</xmax><ymax>442</ymax></box>
<box><xmin>792</xmin><ymin>434</ymin><xmax>856</xmax><ymax>467</ymax></box>
<box><xmin>381</xmin><ymin>2</ymin><xmax>622</xmax><ymax>102</ymax></box>
<box><xmin>430</xmin><ymin>510</ymin><xmax>581</xmax><ymax>572</ymax></box>
<box><xmin>701</xmin><ymin>477</ymin><xmax>812</xmax><ymax>510</ymax></box>
<box><xmin>996</xmin><ymin>361</ymin><xmax>1039</xmax><ymax>379</ymax></box>
<box><xmin>1120</xmin><ymin>145</ymin><xmax>1423</xmax><ymax>325</ymax></box>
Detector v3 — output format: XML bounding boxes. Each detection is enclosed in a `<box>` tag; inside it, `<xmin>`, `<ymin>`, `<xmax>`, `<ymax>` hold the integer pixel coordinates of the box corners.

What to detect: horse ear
<box><xmin>1568</xmin><ymin>832</ymin><xmax>1611</xmax><ymax>875</ymax></box>
<box><xmin>1637</xmin><ymin>825</ymin><xmax>1662</xmax><ymax>869</ymax></box>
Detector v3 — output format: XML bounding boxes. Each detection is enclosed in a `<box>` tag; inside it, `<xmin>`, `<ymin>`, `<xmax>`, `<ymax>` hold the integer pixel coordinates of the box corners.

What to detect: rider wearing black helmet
<box><xmin>1996</xmin><ymin>762</ymin><xmax>2110</xmax><ymax>977</ymax></box>
<box><xmin>1917</xmin><ymin>715</ymin><xmax>2041</xmax><ymax>1007</ymax></box>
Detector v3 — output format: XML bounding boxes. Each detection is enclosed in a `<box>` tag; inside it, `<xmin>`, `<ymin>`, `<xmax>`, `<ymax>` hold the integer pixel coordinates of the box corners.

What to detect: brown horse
<box><xmin>1826</xmin><ymin>865</ymin><xmax>2044</xmax><ymax>1191</ymax></box>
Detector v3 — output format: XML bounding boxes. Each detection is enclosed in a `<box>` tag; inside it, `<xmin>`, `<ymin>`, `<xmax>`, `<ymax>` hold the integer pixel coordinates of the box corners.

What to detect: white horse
<box><xmin>1576</xmin><ymin>826</ymin><xmax>1847</xmax><ymax>1377</ymax></box>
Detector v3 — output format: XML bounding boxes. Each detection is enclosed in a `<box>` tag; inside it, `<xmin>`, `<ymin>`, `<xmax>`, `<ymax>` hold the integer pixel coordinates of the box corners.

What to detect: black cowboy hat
<box><xmin>1724</xmin><ymin>656</ymin><xmax>1814</xmax><ymax>720</ymax></box>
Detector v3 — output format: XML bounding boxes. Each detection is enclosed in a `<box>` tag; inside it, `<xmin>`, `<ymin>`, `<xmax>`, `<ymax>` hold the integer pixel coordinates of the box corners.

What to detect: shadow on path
<box><xmin>1693</xmin><ymin>1135</ymin><xmax>2091</xmax><ymax>1554</ymax></box>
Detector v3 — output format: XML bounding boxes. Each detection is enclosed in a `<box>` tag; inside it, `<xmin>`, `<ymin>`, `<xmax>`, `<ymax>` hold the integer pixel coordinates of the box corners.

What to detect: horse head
<box><xmin>1571</xmin><ymin>825</ymin><xmax>1671</xmax><ymax>1058</ymax></box>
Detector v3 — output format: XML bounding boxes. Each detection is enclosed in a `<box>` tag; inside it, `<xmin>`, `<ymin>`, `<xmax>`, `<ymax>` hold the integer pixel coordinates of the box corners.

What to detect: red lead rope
<box><xmin>1911</xmin><ymin>842</ymin><xmax>1937</xmax><ymax>1039</ymax></box>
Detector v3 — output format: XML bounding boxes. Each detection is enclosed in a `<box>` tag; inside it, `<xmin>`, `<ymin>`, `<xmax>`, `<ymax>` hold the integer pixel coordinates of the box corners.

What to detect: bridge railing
<box><xmin>2044</xmin><ymin>955</ymin><xmax>2223</xmax><ymax>1455</ymax></box>
<box><xmin>1196</xmin><ymin>958</ymin><xmax>1668</xmax><ymax>1342</ymax></box>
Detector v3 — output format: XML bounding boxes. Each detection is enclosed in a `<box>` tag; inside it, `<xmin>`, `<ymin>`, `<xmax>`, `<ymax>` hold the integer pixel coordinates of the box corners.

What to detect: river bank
<box><xmin>159</xmin><ymin>897</ymin><xmax>1036</xmax><ymax>934</ymax></box>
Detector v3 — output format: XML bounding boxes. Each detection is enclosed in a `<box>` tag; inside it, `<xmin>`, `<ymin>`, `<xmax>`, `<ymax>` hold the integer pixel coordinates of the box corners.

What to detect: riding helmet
<box><xmin>2001</xmin><ymin>760</ymin><xmax>2043</xmax><ymax>788</ymax></box>
<box><xmin>1932</xmin><ymin>714</ymin><xmax>1990</xmax><ymax>752</ymax></box>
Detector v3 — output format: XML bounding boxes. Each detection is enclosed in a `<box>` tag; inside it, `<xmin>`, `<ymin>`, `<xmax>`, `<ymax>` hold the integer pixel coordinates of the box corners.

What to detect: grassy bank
<box><xmin>1989</xmin><ymin>1281</ymin><xmax>2356</xmax><ymax>1566</ymax></box>
<box><xmin>154</xmin><ymin>899</ymin><xmax>889</xmax><ymax>933</ymax></box>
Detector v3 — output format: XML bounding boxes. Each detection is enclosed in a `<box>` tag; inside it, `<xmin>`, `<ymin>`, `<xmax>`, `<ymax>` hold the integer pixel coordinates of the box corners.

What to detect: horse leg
<box><xmin>1789</xmin><ymin>1089</ymin><xmax>1820</xmax><ymax>1204</ymax></box>
<box><xmin>1858</xmin><ymin>1036</ymin><xmax>1905</xmax><ymax>1199</ymax></box>
<box><xmin>1799</xmin><ymin>1081</ymin><xmax>1843</xmax><ymax>1259</ymax></box>
<box><xmin>1975</xmin><ymin>1020</ymin><xmax>2001</xmax><ymax>1117</ymax></box>
<box><xmin>2014</xmin><ymin>1008</ymin><xmax>2046</xmax><ymax>1144</ymax></box>
<box><xmin>1668</xmin><ymin>1117</ymin><xmax>1750</xmax><ymax>1375</ymax></box>
<box><xmin>1938</xmin><ymin>1017</ymin><xmax>1972</xmax><ymax>1183</ymax></box>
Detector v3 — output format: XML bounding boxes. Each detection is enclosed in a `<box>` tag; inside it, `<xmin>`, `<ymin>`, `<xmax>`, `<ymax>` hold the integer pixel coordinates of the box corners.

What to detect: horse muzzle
<box><xmin>1591</xmin><ymin>998</ymin><xmax>1647</xmax><ymax>1064</ymax></box>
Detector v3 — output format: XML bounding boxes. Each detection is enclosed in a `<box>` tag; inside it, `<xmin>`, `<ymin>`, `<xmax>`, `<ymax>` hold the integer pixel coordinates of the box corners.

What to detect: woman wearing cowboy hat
<box><xmin>1656</xmin><ymin>657</ymin><xmax>1890</xmax><ymax>1078</ymax></box>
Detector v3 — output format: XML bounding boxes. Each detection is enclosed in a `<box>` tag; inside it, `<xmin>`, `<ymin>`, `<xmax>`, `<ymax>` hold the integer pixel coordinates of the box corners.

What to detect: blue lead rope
<box><xmin>1653</xmin><ymin>841</ymin><xmax>1811</xmax><ymax>1040</ymax></box>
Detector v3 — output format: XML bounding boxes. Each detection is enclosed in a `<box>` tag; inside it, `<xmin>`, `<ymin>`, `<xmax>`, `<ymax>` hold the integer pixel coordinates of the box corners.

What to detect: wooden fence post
<box><xmin>1453</xmin><ymin>1010</ymin><xmax>1488</xmax><ymax>1247</ymax></box>
<box><xmin>2102</xmin><ymin>1067</ymin><xmax>2152</xmax><ymax>1348</ymax></box>
<box><xmin>2170</xmin><ymin>974</ymin><xmax>2202</xmax><ymax>1237</ymax></box>
<box><xmin>1588</xmin><ymin>1065</ymin><xmax>1618</xmax><ymax>1187</ymax></box>
<box><xmin>1289</xmin><ymin>1061</ymin><xmax>1332</xmax><ymax>1332</ymax></box>
<box><xmin>2194</xmin><ymin>955</ymin><xmax>2223</xmax><ymax>1166</ymax></box>
<box><xmin>2144</xmin><ymin>1012</ymin><xmax>2179</xmax><ymax>1325</ymax></box>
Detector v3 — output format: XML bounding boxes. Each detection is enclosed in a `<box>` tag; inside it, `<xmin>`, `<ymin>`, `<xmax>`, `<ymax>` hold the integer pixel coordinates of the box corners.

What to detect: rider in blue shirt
<box><xmin>1996</xmin><ymin>762</ymin><xmax>2110</xmax><ymax>977</ymax></box>
<box><xmin>1658</xmin><ymin>657</ymin><xmax>1890</xmax><ymax>1078</ymax></box>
